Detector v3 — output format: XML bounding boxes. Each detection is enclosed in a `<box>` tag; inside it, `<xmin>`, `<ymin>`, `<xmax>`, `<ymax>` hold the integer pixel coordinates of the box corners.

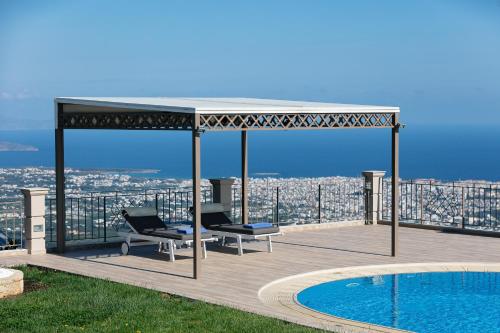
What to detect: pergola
<box><xmin>54</xmin><ymin>97</ymin><xmax>401</xmax><ymax>279</ymax></box>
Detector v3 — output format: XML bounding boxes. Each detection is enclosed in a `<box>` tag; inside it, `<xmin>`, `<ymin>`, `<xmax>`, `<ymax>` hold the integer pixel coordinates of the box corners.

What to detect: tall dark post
<box><xmin>192</xmin><ymin>115</ymin><xmax>202</xmax><ymax>279</ymax></box>
<box><xmin>55</xmin><ymin>102</ymin><xmax>66</xmax><ymax>253</ymax></box>
<box><xmin>241</xmin><ymin>131</ymin><xmax>249</xmax><ymax>225</ymax></box>
<box><xmin>391</xmin><ymin>114</ymin><xmax>400</xmax><ymax>256</ymax></box>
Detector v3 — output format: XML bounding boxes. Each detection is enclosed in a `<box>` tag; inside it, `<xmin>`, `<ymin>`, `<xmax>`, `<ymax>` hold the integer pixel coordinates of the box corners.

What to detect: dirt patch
<box><xmin>23</xmin><ymin>279</ymin><xmax>48</xmax><ymax>293</ymax></box>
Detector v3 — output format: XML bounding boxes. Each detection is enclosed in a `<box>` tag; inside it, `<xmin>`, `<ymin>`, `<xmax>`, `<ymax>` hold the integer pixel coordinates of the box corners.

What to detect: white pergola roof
<box><xmin>56</xmin><ymin>97</ymin><xmax>400</xmax><ymax>114</ymax></box>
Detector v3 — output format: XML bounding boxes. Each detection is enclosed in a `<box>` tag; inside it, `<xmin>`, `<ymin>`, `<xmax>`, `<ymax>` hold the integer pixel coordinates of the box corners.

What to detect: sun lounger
<box><xmin>118</xmin><ymin>207</ymin><xmax>216</xmax><ymax>262</ymax></box>
<box><xmin>199</xmin><ymin>203</ymin><xmax>282</xmax><ymax>255</ymax></box>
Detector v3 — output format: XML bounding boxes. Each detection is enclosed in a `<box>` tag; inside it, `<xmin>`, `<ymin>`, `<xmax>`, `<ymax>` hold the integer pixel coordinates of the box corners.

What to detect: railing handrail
<box><xmin>394</xmin><ymin>180</ymin><xmax>500</xmax><ymax>188</ymax></box>
<box><xmin>0</xmin><ymin>199</ymin><xmax>25</xmax><ymax>204</ymax></box>
<box><xmin>45</xmin><ymin>186</ymin><xmax>213</xmax><ymax>200</ymax></box>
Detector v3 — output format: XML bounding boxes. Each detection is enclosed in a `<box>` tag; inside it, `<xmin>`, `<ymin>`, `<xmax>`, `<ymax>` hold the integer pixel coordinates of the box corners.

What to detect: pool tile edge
<box><xmin>258</xmin><ymin>262</ymin><xmax>500</xmax><ymax>333</ymax></box>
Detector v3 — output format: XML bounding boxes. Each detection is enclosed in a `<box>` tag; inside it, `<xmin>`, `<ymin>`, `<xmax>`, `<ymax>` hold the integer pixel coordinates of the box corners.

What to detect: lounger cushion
<box><xmin>243</xmin><ymin>222</ymin><xmax>273</xmax><ymax>229</ymax></box>
<box><xmin>141</xmin><ymin>228</ymin><xmax>213</xmax><ymax>241</ymax></box>
<box><xmin>201</xmin><ymin>212</ymin><xmax>279</xmax><ymax>235</ymax></box>
<box><xmin>175</xmin><ymin>226</ymin><xmax>208</xmax><ymax>234</ymax></box>
<box><xmin>209</xmin><ymin>224</ymin><xmax>279</xmax><ymax>235</ymax></box>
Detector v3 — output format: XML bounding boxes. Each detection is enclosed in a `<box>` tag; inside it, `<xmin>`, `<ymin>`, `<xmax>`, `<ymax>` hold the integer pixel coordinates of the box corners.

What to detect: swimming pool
<box><xmin>297</xmin><ymin>271</ymin><xmax>500</xmax><ymax>333</ymax></box>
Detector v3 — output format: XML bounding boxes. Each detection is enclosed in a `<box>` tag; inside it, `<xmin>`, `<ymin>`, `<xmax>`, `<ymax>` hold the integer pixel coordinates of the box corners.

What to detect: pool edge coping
<box><xmin>258</xmin><ymin>262</ymin><xmax>500</xmax><ymax>333</ymax></box>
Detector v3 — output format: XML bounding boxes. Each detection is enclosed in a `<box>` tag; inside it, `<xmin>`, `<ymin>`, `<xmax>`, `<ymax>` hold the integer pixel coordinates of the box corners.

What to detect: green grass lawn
<box><xmin>0</xmin><ymin>266</ymin><xmax>324</xmax><ymax>333</ymax></box>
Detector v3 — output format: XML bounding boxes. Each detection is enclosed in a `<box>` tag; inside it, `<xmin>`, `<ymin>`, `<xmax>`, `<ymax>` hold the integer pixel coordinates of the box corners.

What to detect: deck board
<box><xmin>2</xmin><ymin>225</ymin><xmax>499</xmax><ymax>331</ymax></box>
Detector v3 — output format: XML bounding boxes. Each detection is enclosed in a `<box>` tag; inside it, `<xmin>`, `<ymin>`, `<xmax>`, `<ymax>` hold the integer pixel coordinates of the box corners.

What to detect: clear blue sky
<box><xmin>1</xmin><ymin>0</ymin><xmax>499</xmax><ymax>129</ymax></box>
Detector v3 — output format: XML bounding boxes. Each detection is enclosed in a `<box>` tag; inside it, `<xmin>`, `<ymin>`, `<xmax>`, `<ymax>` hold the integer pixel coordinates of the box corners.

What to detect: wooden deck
<box><xmin>1</xmin><ymin>225</ymin><xmax>499</xmax><ymax>331</ymax></box>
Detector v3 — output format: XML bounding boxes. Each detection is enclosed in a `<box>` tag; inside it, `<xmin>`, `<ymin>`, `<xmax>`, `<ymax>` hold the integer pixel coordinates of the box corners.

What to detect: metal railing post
<box><xmin>49</xmin><ymin>198</ymin><xmax>54</xmax><ymax>242</ymax></box>
<box><xmin>276</xmin><ymin>186</ymin><xmax>280</xmax><ymax>227</ymax></box>
<box><xmin>103</xmin><ymin>196</ymin><xmax>107</xmax><ymax>242</ymax></box>
<box><xmin>168</xmin><ymin>188</ymin><xmax>171</xmax><ymax>222</ymax></box>
<box><xmin>97</xmin><ymin>196</ymin><xmax>100</xmax><ymax>239</ymax></box>
<box><xmin>318</xmin><ymin>184</ymin><xmax>322</xmax><ymax>224</ymax></box>
<box><xmin>489</xmin><ymin>184</ymin><xmax>493</xmax><ymax>229</ymax></box>
<box><xmin>452</xmin><ymin>182</ymin><xmax>455</xmax><ymax>226</ymax></box>
<box><xmin>419</xmin><ymin>183</ymin><xmax>424</xmax><ymax>224</ymax></box>
<box><xmin>91</xmin><ymin>193</ymin><xmax>94</xmax><ymax>238</ymax></box>
<box><xmin>461</xmin><ymin>186</ymin><xmax>465</xmax><ymax>229</ymax></box>
<box><xmin>69</xmin><ymin>198</ymin><xmax>73</xmax><ymax>241</ymax></box>
<box><xmin>472</xmin><ymin>184</ymin><xmax>476</xmax><ymax>227</ymax></box>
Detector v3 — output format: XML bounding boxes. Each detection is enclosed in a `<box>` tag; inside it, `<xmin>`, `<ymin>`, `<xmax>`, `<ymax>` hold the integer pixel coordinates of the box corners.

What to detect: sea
<box><xmin>0</xmin><ymin>125</ymin><xmax>499</xmax><ymax>181</ymax></box>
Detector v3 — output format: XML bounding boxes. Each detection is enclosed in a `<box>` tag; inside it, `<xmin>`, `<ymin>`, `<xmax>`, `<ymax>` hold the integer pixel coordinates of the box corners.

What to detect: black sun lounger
<box><xmin>199</xmin><ymin>203</ymin><xmax>282</xmax><ymax>255</ymax></box>
<box><xmin>118</xmin><ymin>207</ymin><xmax>216</xmax><ymax>262</ymax></box>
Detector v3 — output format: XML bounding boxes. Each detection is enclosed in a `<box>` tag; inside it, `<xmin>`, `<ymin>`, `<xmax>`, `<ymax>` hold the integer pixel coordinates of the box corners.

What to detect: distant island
<box><xmin>0</xmin><ymin>141</ymin><xmax>38</xmax><ymax>152</ymax></box>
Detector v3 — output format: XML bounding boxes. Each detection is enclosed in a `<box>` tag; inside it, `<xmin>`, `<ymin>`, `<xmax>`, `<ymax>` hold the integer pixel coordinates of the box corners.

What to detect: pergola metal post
<box><xmin>55</xmin><ymin>103</ymin><xmax>66</xmax><ymax>253</ymax></box>
<box><xmin>241</xmin><ymin>131</ymin><xmax>248</xmax><ymax>225</ymax></box>
<box><xmin>391</xmin><ymin>114</ymin><xmax>400</xmax><ymax>256</ymax></box>
<box><xmin>192</xmin><ymin>114</ymin><xmax>202</xmax><ymax>279</ymax></box>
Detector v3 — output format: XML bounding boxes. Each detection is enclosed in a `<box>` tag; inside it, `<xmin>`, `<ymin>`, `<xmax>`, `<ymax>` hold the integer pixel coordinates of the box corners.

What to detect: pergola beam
<box><xmin>199</xmin><ymin>113</ymin><xmax>395</xmax><ymax>131</ymax></box>
<box><xmin>62</xmin><ymin>111</ymin><xmax>193</xmax><ymax>130</ymax></box>
<box><xmin>61</xmin><ymin>110</ymin><xmax>395</xmax><ymax>131</ymax></box>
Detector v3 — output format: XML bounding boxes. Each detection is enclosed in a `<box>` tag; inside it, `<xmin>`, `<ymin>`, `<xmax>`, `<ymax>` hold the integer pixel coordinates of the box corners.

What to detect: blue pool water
<box><xmin>297</xmin><ymin>272</ymin><xmax>500</xmax><ymax>333</ymax></box>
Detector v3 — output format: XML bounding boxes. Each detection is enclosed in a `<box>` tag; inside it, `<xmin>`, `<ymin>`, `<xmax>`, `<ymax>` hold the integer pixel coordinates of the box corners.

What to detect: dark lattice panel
<box><xmin>62</xmin><ymin>112</ymin><xmax>194</xmax><ymax>130</ymax></box>
<box><xmin>62</xmin><ymin>111</ymin><xmax>396</xmax><ymax>131</ymax></box>
<box><xmin>200</xmin><ymin>113</ymin><xmax>395</xmax><ymax>130</ymax></box>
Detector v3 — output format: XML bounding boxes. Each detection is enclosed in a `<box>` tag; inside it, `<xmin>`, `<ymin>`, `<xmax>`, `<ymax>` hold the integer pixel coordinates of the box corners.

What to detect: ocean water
<box><xmin>0</xmin><ymin>125</ymin><xmax>499</xmax><ymax>181</ymax></box>
<box><xmin>297</xmin><ymin>272</ymin><xmax>500</xmax><ymax>333</ymax></box>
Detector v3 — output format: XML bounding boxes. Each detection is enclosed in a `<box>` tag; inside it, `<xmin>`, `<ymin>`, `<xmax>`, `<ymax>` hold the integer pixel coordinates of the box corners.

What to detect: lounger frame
<box><xmin>210</xmin><ymin>230</ymin><xmax>282</xmax><ymax>256</ymax></box>
<box><xmin>117</xmin><ymin>231</ymin><xmax>216</xmax><ymax>262</ymax></box>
